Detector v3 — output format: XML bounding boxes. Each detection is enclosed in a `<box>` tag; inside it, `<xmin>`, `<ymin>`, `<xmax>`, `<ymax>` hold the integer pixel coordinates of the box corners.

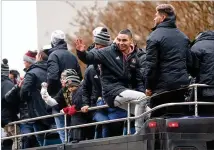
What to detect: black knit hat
<box><xmin>94</xmin><ymin>27</ymin><xmax>111</xmax><ymax>46</ymax></box>
<box><xmin>1</xmin><ymin>58</ymin><xmax>9</xmax><ymax>76</ymax></box>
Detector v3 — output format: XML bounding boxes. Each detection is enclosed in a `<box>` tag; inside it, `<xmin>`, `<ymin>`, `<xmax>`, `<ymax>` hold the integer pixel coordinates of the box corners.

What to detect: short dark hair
<box><xmin>9</xmin><ymin>70</ymin><xmax>20</xmax><ymax>79</ymax></box>
<box><xmin>38</xmin><ymin>50</ymin><xmax>48</xmax><ymax>61</ymax></box>
<box><xmin>119</xmin><ymin>29</ymin><xmax>133</xmax><ymax>39</ymax></box>
<box><xmin>156</xmin><ymin>4</ymin><xmax>175</xmax><ymax>16</ymax></box>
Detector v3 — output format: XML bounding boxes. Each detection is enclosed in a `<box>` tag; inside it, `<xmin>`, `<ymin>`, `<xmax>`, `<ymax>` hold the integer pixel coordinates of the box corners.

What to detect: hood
<box><xmin>48</xmin><ymin>40</ymin><xmax>68</xmax><ymax>55</ymax></box>
<box><xmin>193</xmin><ymin>30</ymin><xmax>214</xmax><ymax>44</ymax></box>
<box><xmin>152</xmin><ymin>15</ymin><xmax>176</xmax><ymax>31</ymax></box>
<box><xmin>27</xmin><ymin>61</ymin><xmax>47</xmax><ymax>72</ymax></box>
<box><xmin>1</xmin><ymin>75</ymin><xmax>10</xmax><ymax>82</ymax></box>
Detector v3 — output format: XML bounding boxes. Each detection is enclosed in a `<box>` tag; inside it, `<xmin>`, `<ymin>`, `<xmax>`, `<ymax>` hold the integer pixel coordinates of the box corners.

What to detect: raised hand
<box><xmin>75</xmin><ymin>39</ymin><xmax>86</xmax><ymax>52</ymax></box>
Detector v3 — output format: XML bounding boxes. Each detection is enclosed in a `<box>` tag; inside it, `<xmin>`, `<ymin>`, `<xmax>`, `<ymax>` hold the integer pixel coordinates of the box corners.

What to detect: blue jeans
<box><xmin>19</xmin><ymin>122</ymin><xmax>46</xmax><ymax>148</ymax></box>
<box><xmin>93</xmin><ymin>111</ymin><xmax>109</xmax><ymax>138</ymax></box>
<box><xmin>52</xmin><ymin>109</ymin><xmax>65</xmax><ymax>143</ymax></box>
<box><xmin>108</xmin><ymin>107</ymin><xmax>127</xmax><ymax>120</ymax></box>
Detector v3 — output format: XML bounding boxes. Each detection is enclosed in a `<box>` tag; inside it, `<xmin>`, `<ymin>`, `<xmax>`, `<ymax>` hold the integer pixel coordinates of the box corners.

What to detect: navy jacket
<box><xmin>20</xmin><ymin>61</ymin><xmax>53</xmax><ymax>125</ymax></box>
<box><xmin>191</xmin><ymin>31</ymin><xmax>214</xmax><ymax>97</ymax></box>
<box><xmin>47</xmin><ymin>41</ymin><xmax>82</xmax><ymax>97</ymax></box>
<box><xmin>145</xmin><ymin>16</ymin><xmax>192</xmax><ymax>93</ymax></box>
<box><xmin>1</xmin><ymin>75</ymin><xmax>18</xmax><ymax>127</ymax></box>
<box><xmin>77</xmin><ymin>44</ymin><xmax>145</xmax><ymax>107</ymax></box>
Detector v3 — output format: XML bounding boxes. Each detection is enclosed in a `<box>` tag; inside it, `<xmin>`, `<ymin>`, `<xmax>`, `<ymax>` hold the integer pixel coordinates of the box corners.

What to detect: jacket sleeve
<box><xmin>47</xmin><ymin>53</ymin><xmax>61</xmax><ymax>96</ymax></box>
<box><xmin>190</xmin><ymin>45</ymin><xmax>202</xmax><ymax>77</ymax></box>
<box><xmin>82</xmin><ymin>68</ymin><xmax>92</xmax><ymax>106</ymax></box>
<box><xmin>4</xmin><ymin>85</ymin><xmax>20</xmax><ymax>104</ymax></box>
<box><xmin>136</xmin><ymin>52</ymin><xmax>146</xmax><ymax>92</ymax></box>
<box><xmin>20</xmin><ymin>73</ymin><xmax>35</xmax><ymax>102</ymax></box>
<box><xmin>76</xmin><ymin>48</ymin><xmax>107</xmax><ymax>65</ymax></box>
<box><xmin>53</xmin><ymin>89</ymin><xmax>65</xmax><ymax>104</ymax></box>
<box><xmin>145</xmin><ymin>38</ymin><xmax>159</xmax><ymax>90</ymax></box>
<box><xmin>47</xmin><ymin>53</ymin><xmax>60</xmax><ymax>81</ymax></box>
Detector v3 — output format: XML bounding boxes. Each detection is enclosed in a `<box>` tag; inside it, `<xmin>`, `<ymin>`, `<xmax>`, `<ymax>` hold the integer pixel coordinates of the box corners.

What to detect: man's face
<box><xmin>117</xmin><ymin>34</ymin><xmax>132</xmax><ymax>52</ymax></box>
<box><xmin>9</xmin><ymin>74</ymin><xmax>14</xmax><ymax>80</ymax></box>
<box><xmin>95</xmin><ymin>44</ymin><xmax>105</xmax><ymax>49</ymax></box>
<box><xmin>154</xmin><ymin>11</ymin><xmax>166</xmax><ymax>26</ymax></box>
<box><xmin>24</xmin><ymin>61</ymin><xmax>31</xmax><ymax>69</ymax></box>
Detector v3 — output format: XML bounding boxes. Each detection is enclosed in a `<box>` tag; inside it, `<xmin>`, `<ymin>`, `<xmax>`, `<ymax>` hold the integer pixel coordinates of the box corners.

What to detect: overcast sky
<box><xmin>2</xmin><ymin>1</ymin><xmax>107</xmax><ymax>77</ymax></box>
<box><xmin>2</xmin><ymin>1</ymin><xmax>38</xmax><ymax>76</ymax></box>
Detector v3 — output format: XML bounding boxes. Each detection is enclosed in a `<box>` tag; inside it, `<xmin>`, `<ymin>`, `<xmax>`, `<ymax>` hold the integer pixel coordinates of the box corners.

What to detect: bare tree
<box><xmin>66</xmin><ymin>1</ymin><xmax>214</xmax><ymax>74</ymax></box>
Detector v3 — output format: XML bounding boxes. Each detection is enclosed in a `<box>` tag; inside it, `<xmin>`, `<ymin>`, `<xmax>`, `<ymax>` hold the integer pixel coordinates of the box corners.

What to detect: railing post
<box><xmin>127</xmin><ymin>102</ymin><xmax>131</xmax><ymax>135</ymax></box>
<box><xmin>64</xmin><ymin>114</ymin><xmax>67</xmax><ymax>143</ymax></box>
<box><xmin>14</xmin><ymin>124</ymin><xmax>18</xmax><ymax>149</ymax></box>
<box><xmin>194</xmin><ymin>86</ymin><xmax>198</xmax><ymax>116</ymax></box>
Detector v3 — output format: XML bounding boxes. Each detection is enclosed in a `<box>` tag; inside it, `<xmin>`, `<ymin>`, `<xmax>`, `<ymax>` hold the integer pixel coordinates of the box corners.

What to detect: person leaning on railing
<box><xmin>41</xmin><ymin>69</ymin><xmax>85</xmax><ymax>142</ymax></box>
<box><xmin>75</xmin><ymin>29</ymin><xmax>151</xmax><ymax>134</ymax></box>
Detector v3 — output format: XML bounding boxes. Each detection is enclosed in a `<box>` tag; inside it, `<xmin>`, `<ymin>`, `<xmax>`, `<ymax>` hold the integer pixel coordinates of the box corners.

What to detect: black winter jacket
<box><xmin>47</xmin><ymin>41</ymin><xmax>82</xmax><ymax>97</ymax></box>
<box><xmin>54</xmin><ymin>86</ymin><xmax>83</xmax><ymax>111</ymax></box>
<box><xmin>145</xmin><ymin>16</ymin><xmax>191</xmax><ymax>93</ymax></box>
<box><xmin>5</xmin><ymin>85</ymin><xmax>29</xmax><ymax>120</ymax></box>
<box><xmin>82</xmin><ymin>65</ymin><xmax>102</xmax><ymax>107</ymax></box>
<box><xmin>20</xmin><ymin>61</ymin><xmax>53</xmax><ymax>125</ymax></box>
<box><xmin>77</xmin><ymin>44</ymin><xmax>145</xmax><ymax>107</ymax></box>
<box><xmin>191</xmin><ymin>30</ymin><xmax>214</xmax><ymax>97</ymax></box>
<box><xmin>1</xmin><ymin>75</ymin><xmax>18</xmax><ymax>127</ymax></box>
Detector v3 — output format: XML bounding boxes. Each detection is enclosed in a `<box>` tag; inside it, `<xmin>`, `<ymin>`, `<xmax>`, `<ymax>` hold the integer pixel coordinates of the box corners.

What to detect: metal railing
<box><xmin>1</xmin><ymin>84</ymin><xmax>214</xmax><ymax>149</ymax></box>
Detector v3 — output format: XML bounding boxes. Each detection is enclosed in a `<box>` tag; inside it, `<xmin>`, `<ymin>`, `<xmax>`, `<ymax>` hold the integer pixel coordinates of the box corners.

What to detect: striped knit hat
<box><xmin>94</xmin><ymin>27</ymin><xmax>111</xmax><ymax>46</ymax></box>
<box><xmin>64</xmin><ymin>69</ymin><xmax>81</xmax><ymax>87</ymax></box>
<box><xmin>1</xmin><ymin>58</ymin><xmax>9</xmax><ymax>76</ymax></box>
<box><xmin>23</xmin><ymin>50</ymin><xmax>37</xmax><ymax>64</ymax></box>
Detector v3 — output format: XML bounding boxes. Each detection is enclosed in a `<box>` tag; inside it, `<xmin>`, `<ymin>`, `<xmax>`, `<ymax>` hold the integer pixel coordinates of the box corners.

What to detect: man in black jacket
<box><xmin>1</xmin><ymin>59</ymin><xmax>18</xmax><ymax>128</ymax></box>
<box><xmin>191</xmin><ymin>30</ymin><xmax>214</xmax><ymax>116</ymax></box>
<box><xmin>145</xmin><ymin>4</ymin><xmax>192</xmax><ymax>116</ymax></box>
<box><xmin>20</xmin><ymin>50</ymin><xmax>52</xmax><ymax>147</ymax></box>
<box><xmin>1</xmin><ymin>59</ymin><xmax>21</xmax><ymax>149</ymax></box>
<box><xmin>75</xmin><ymin>29</ymin><xmax>150</xmax><ymax>133</ymax></box>
<box><xmin>47</xmin><ymin>30</ymin><xmax>82</xmax><ymax>97</ymax></box>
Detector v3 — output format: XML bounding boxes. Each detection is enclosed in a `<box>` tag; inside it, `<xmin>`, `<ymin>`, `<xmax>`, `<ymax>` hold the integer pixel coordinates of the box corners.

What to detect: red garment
<box><xmin>63</xmin><ymin>105</ymin><xmax>77</xmax><ymax>116</ymax></box>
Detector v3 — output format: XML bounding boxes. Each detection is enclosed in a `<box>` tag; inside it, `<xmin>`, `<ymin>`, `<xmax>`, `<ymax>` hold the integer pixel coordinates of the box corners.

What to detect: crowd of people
<box><xmin>1</xmin><ymin>3</ymin><xmax>214</xmax><ymax>149</ymax></box>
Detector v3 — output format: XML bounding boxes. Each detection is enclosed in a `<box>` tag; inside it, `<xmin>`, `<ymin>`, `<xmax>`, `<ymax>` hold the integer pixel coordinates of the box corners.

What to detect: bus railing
<box><xmin>1</xmin><ymin>84</ymin><xmax>214</xmax><ymax>149</ymax></box>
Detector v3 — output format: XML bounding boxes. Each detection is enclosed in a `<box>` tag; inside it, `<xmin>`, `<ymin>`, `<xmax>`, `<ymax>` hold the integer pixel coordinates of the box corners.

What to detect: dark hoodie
<box><xmin>20</xmin><ymin>61</ymin><xmax>52</xmax><ymax>125</ymax></box>
<box><xmin>47</xmin><ymin>40</ymin><xmax>82</xmax><ymax>97</ymax></box>
<box><xmin>145</xmin><ymin>15</ymin><xmax>192</xmax><ymax>93</ymax></box>
<box><xmin>1</xmin><ymin>75</ymin><xmax>18</xmax><ymax>127</ymax></box>
<box><xmin>191</xmin><ymin>30</ymin><xmax>214</xmax><ymax>97</ymax></box>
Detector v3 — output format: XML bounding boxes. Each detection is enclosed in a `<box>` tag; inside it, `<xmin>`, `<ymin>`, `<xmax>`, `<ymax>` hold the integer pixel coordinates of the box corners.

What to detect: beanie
<box><xmin>64</xmin><ymin>69</ymin><xmax>81</xmax><ymax>87</ymax></box>
<box><xmin>51</xmin><ymin>30</ymin><xmax>65</xmax><ymax>47</ymax></box>
<box><xmin>1</xmin><ymin>58</ymin><xmax>9</xmax><ymax>76</ymax></box>
<box><xmin>94</xmin><ymin>27</ymin><xmax>111</xmax><ymax>46</ymax></box>
<box><xmin>23</xmin><ymin>50</ymin><xmax>37</xmax><ymax>64</ymax></box>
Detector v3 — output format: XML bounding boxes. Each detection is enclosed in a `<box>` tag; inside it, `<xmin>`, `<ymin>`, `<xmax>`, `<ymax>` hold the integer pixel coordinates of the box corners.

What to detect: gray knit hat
<box><xmin>1</xmin><ymin>58</ymin><xmax>9</xmax><ymax>76</ymax></box>
<box><xmin>64</xmin><ymin>69</ymin><xmax>81</xmax><ymax>87</ymax></box>
<box><xmin>94</xmin><ymin>27</ymin><xmax>111</xmax><ymax>46</ymax></box>
<box><xmin>51</xmin><ymin>30</ymin><xmax>65</xmax><ymax>47</ymax></box>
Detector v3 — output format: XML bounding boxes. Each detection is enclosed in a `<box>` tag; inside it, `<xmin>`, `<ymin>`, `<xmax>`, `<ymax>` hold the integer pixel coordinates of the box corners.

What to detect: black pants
<box><xmin>150</xmin><ymin>89</ymin><xmax>189</xmax><ymax>118</ymax></box>
<box><xmin>69</xmin><ymin>112</ymin><xmax>95</xmax><ymax>141</ymax></box>
<box><xmin>198</xmin><ymin>96</ymin><xmax>214</xmax><ymax>116</ymax></box>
